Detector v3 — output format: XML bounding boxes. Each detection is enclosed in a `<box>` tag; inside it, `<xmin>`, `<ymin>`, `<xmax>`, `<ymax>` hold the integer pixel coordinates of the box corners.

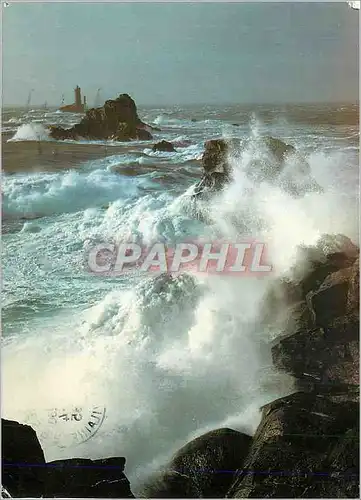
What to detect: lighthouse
<box><xmin>59</xmin><ymin>85</ymin><xmax>87</xmax><ymax>113</ymax></box>
<box><xmin>75</xmin><ymin>86</ymin><xmax>82</xmax><ymax>108</ymax></box>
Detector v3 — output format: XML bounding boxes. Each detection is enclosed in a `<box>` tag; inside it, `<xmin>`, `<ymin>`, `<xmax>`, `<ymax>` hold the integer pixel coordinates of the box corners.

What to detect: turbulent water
<box><xmin>1</xmin><ymin>103</ymin><xmax>359</xmax><ymax>491</ymax></box>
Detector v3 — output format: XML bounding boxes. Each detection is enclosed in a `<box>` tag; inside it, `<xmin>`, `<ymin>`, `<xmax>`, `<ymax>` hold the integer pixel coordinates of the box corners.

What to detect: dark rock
<box><xmin>44</xmin><ymin>458</ymin><xmax>134</xmax><ymax>498</ymax></box>
<box><xmin>301</xmin><ymin>256</ymin><xmax>351</xmax><ymax>297</ymax></box>
<box><xmin>192</xmin><ymin>136</ymin><xmax>321</xmax><ymax>201</ymax></box>
<box><xmin>260</xmin><ymin>237</ymin><xmax>358</xmax><ymax>331</ymax></box>
<box><xmin>327</xmin><ymin>427</ymin><xmax>360</xmax><ymax>498</ymax></box>
<box><xmin>263</xmin><ymin>136</ymin><xmax>296</xmax><ymax>161</ymax></box>
<box><xmin>49</xmin><ymin>125</ymin><xmax>77</xmax><ymax>141</ymax></box>
<box><xmin>309</xmin><ymin>267</ymin><xmax>353</xmax><ymax>328</ymax></box>
<box><xmin>152</xmin><ymin>140</ymin><xmax>176</xmax><ymax>153</ymax></box>
<box><xmin>112</xmin><ymin>122</ymin><xmax>152</xmax><ymax>141</ymax></box>
<box><xmin>272</xmin><ymin>317</ymin><xmax>359</xmax><ymax>390</ymax></box>
<box><xmin>201</xmin><ymin>139</ymin><xmax>235</xmax><ymax>177</ymax></box>
<box><xmin>227</xmin><ymin>392</ymin><xmax>359</xmax><ymax>498</ymax></box>
<box><xmin>271</xmin><ymin>255</ymin><xmax>359</xmax><ymax>392</ymax></box>
<box><xmin>191</xmin><ymin>139</ymin><xmax>235</xmax><ymax>200</ymax></box>
<box><xmin>2</xmin><ymin>418</ymin><xmax>45</xmax><ymax>497</ymax></box>
<box><xmin>49</xmin><ymin>94</ymin><xmax>152</xmax><ymax>142</ymax></box>
<box><xmin>1</xmin><ymin>419</ymin><xmax>134</xmax><ymax>498</ymax></box>
<box><xmin>142</xmin><ymin>428</ymin><xmax>252</xmax><ymax>498</ymax></box>
<box><xmin>290</xmin><ymin>237</ymin><xmax>358</xmax><ymax>295</ymax></box>
<box><xmin>347</xmin><ymin>258</ymin><xmax>360</xmax><ymax>315</ymax></box>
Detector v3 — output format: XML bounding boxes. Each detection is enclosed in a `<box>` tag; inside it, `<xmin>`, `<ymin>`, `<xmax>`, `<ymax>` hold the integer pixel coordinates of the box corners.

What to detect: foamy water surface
<box><xmin>2</xmin><ymin>104</ymin><xmax>359</xmax><ymax>491</ymax></box>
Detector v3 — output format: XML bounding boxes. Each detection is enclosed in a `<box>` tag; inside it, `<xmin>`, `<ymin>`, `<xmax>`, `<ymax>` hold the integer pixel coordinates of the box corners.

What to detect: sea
<box><xmin>1</xmin><ymin>102</ymin><xmax>359</xmax><ymax>491</ymax></box>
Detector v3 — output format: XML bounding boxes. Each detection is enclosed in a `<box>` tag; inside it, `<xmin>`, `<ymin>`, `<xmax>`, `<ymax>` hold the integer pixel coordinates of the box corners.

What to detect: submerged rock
<box><xmin>152</xmin><ymin>140</ymin><xmax>176</xmax><ymax>152</ymax></box>
<box><xmin>49</xmin><ymin>94</ymin><xmax>153</xmax><ymax>142</ymax></box>
<box><xmin>193</xmin><ymin>136</ymin><xmax>321</xmax><ymax>200</ymax></box>
<box><xmin>141</xmin><ymin>428</ymin><xmax>252</xmax><ymax>498</ymax></box>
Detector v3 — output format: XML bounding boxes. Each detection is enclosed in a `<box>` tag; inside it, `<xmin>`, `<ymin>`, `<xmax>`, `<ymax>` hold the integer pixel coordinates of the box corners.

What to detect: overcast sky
<box><xmin>2</xmin><ymin>2</ymin><xmax>359</xmax><ymax>106</ymax></box>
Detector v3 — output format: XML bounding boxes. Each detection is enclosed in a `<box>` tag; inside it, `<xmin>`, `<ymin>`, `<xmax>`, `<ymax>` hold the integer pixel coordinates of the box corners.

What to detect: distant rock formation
<box><xmin>152</xmin><ymin>140</ymin><xmax>176</xmax><ymax>153</ymax></box>
<box><xmin>193</xmin><ymin>136</ymin><xmax>321</xmax><ymax>199</ymax></box>
<box><xmin>1</xmin><ymin>419</ymin><xmax>134</xmax><ymax>498</ymax></box>
<box><xmin>50</xmin><ymin>94</ymin><xmax>153</xmax><ymax>142</ymax></box>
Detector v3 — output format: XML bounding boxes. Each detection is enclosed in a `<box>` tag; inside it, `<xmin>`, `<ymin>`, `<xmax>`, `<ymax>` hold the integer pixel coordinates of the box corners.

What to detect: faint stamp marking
<box><xmin>23</xmin><ymin>405</ymin><xmax>106</xmax><ymax>448</ymax></box>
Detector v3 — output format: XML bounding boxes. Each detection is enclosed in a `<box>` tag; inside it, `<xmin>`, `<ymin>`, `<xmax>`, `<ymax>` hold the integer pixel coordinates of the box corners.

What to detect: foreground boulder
<box><xmin>141</xmin><ymin>428</ymin><xmax>252</xmax><ymax>498</ymax></box>
<box><xmin>227</xmin><ymin>392</ymin><xmax>359</xmax><ymax>498</ymax></box>
<box><xmin>152</xmin><ymin>140</ymin><xmax>176</xmax><ymax>153</ymax></box>
<box><xmin>1</xmin><ymin>419</ymin><xmax>134</xmax><ymax>498</ymax></box>
<box><xmin>2</xmin><ymin>418</ymin><xmax>45</xmax><ymax>497</ymax></box>
<box><xmin>193</xmin><ymin>136</ymin><xmax>321</xmax><ymax>199</ymax></box>
<box><xmin>50</xmin><ymin>94</ymin><xmax>152</xmax><ymax>142</ymax></box>
<box><xmin>44</xmin><ymin>458</ymin><xmax>134</xmax><ymax>498</ymax></box>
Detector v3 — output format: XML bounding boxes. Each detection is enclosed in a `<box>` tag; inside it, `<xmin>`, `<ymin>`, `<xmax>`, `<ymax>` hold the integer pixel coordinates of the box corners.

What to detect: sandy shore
<box><xmin>1</xmin><ymin>133</ymin><xmax>143</xmax><ymax>174</ymax></box>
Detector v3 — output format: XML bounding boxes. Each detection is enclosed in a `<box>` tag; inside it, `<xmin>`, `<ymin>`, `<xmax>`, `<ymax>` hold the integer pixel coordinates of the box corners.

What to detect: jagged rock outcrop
<box><xmin>193</xmin><ymin>136</ymin><xmax>321</xmax><ymax>199</ymax></box>
<box><xmin>270</xmin><ymin>236</ymin><xmax>359</xmax><ymax>394</ymax></box>
<box><xmin>141</xmin><ymin>429</ymin><xmax>252</xmax><ymax>498</ymax></box>
<box><xmin>50</xmin><ymin>94</ymin><xmax>153</xmax><ymax>142</ymax></box>
<box><xmin>1</xmin><ymin>419</ymin><xmax>134</xmax><ymax>498</ymax></box>
<box><xmin>152</xmin><ymin>140</ymin><xmax>176</xmax><ymax>153</ymax></box>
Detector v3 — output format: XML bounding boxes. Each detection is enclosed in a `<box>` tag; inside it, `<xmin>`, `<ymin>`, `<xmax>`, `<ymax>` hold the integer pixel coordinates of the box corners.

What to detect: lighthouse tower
<box><xmin>74</xmin><ymin>86</ymin><xmax>82</xmax><ymax>109</ymax></box>
<box><xmin>59</xmin><ymin>85</ymin><xmax>86</xmax><ymax>113</ymax></box>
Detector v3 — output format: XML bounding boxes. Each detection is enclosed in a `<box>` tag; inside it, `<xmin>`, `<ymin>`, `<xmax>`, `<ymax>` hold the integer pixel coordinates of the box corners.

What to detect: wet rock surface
<box><xmin>141</xmin><ymin>429</ymin><xmax>252</xmax><ymax>498</ymax></box>
<box><xmin>49</xmin><ymin>94</ymin><xmax>152</xmax><ymax>142</ymax></box>
<box><xmin>193</xmin><ymin>136</ymin><xmax>322</xmax><ymax>201</ymax></box>
<box><xmin>227</xmin><ymin>392</ymin><xmax>359</xmax><ymax>498</ymax></box>
<box><xmin>271</xmin><ymin>238</ymin><xmax>359</xmax><ymax>394</ymax></box>
<box><xmin>152</xmin><ymin>140</ymin><xmax>176</xmax><ymax>152</ymax></box>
